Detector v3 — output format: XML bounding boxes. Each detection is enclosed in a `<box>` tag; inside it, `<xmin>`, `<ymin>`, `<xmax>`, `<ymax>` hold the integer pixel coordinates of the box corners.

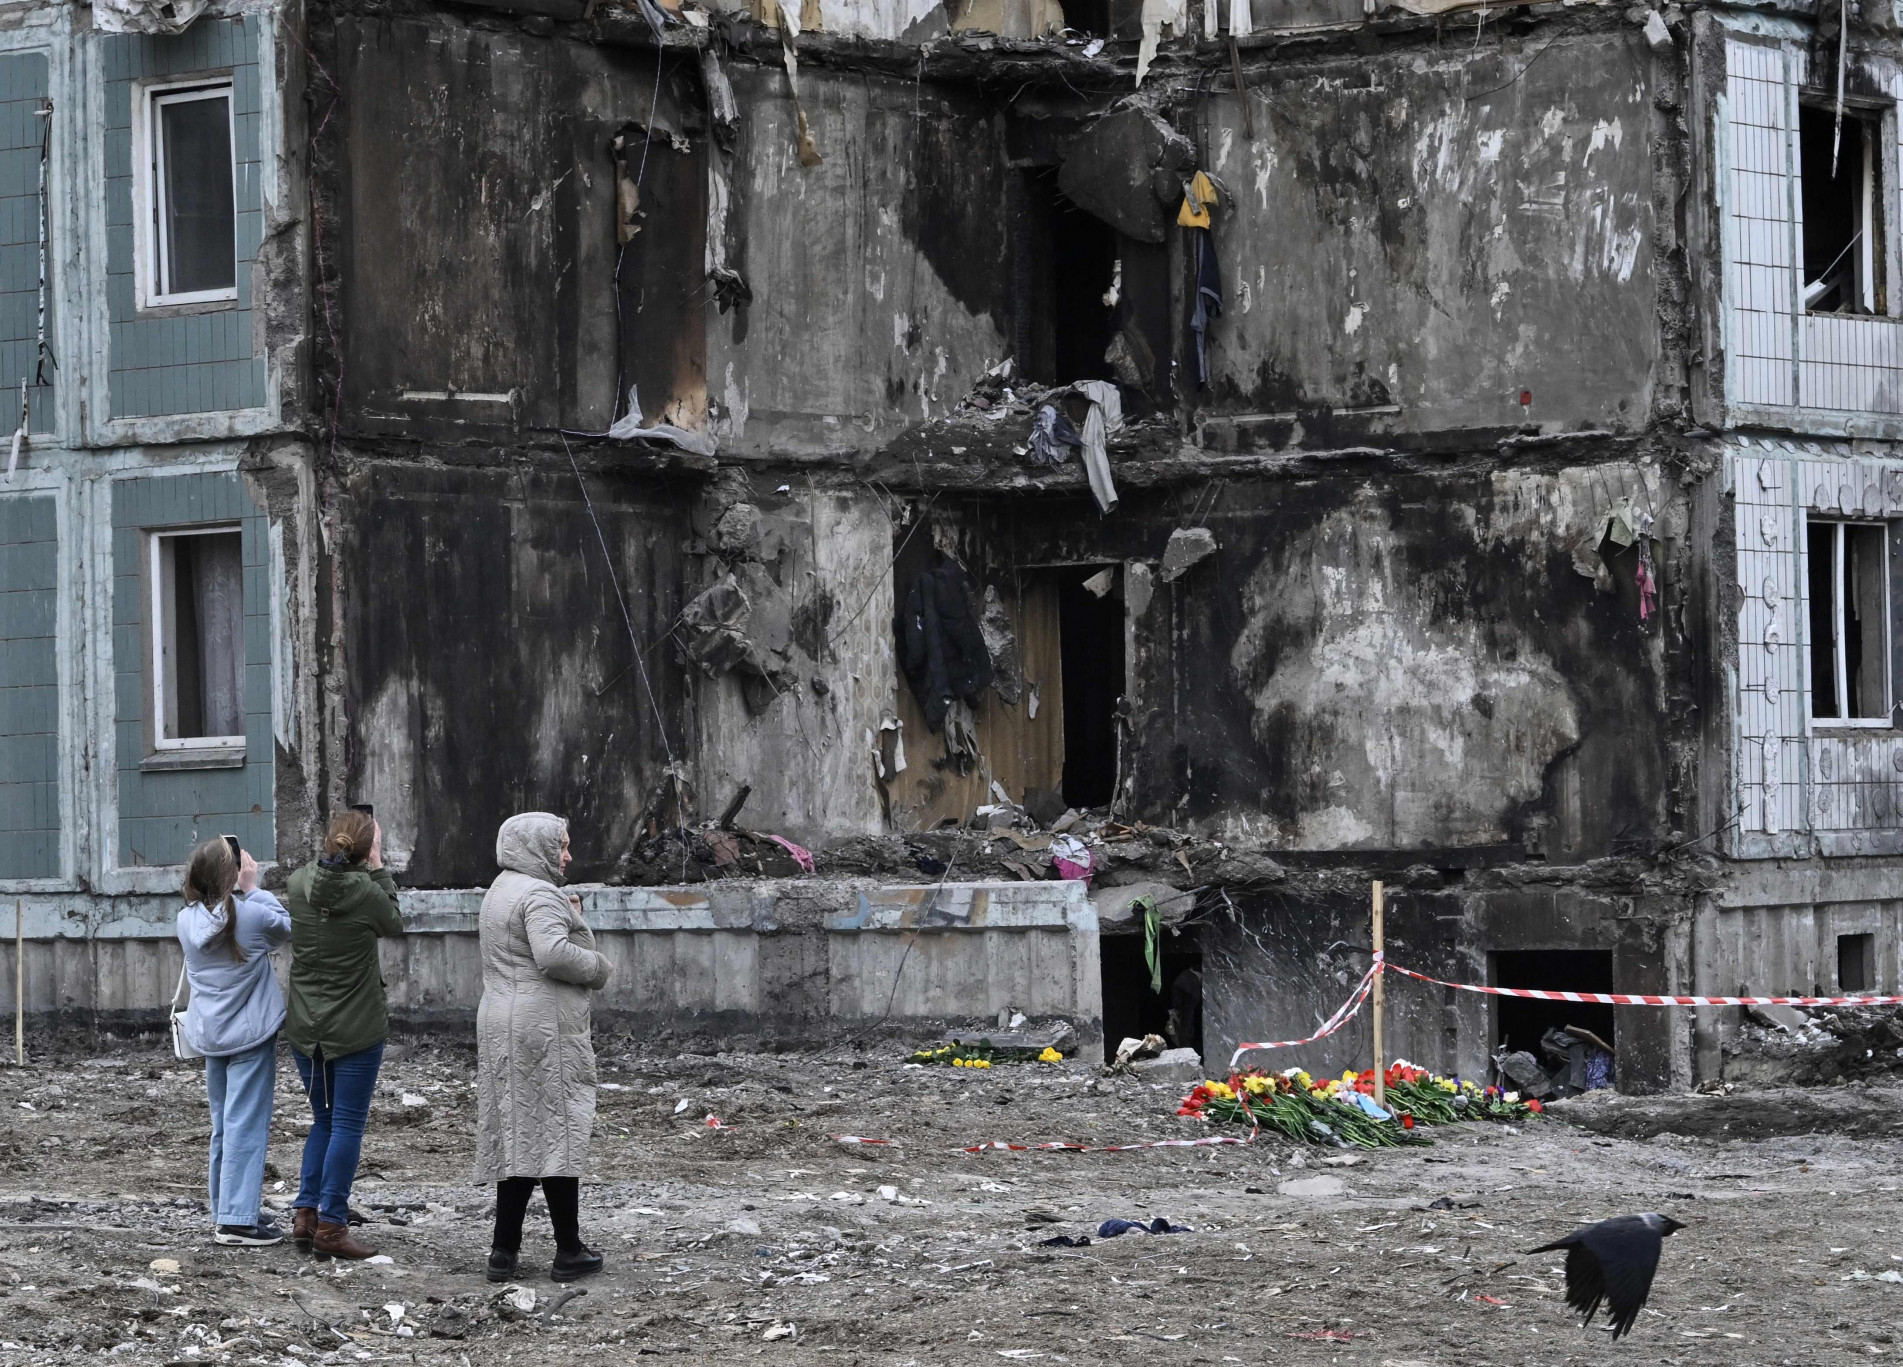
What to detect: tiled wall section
<box><xmin>0</xmin><ymin>491</ymin><xmax>59</xmax><ymax>879</ymax></box>
<box><xmin>1731</xmin><ymin>441</ymin><xmax>1903</xmax><ymax>857</ymax></box>
<box><xmin>103</xmin><ymin>18</ymin><xmax>266</xmax><ymax>420</ymax></box>
<box><xmin>0</xmin><ymin>52</ymin><xmax>52</xmax><ymax>435</ymax></box>
<box><xmin>110</xmin><ymin>471</ymin><xmax>273</xmax><ymax>867</ymax></box>
<box><xmin>1725</xmin><ymin>36</ymin><xmax>1903</xmax><ymax>415</ymax></box>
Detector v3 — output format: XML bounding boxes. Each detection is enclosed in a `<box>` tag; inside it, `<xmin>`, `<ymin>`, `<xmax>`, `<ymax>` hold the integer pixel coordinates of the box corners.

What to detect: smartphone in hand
<box><xmin>223</xmin><ymin>834</ymin><xmax>241</xmax><ymax>861</ymax></box>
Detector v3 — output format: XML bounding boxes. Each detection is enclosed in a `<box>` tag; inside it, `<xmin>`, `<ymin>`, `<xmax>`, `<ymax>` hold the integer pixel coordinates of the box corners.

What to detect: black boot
<box><xmin>550</xmin><ymin>1245</ymin><xmax>603</xmax><ymax>1282</ymax></box>
<box><xmin>486</xmin><ymin>1248</ymin><xmax>520</xmax><ymax>1283</ymax></box>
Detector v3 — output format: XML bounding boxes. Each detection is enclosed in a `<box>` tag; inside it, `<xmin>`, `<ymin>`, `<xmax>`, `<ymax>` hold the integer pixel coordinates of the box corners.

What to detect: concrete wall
<box><xmin>1188</xmin><ymin>29</ymin><xmax>1660</xmax><ymax>446</ymax></box>
<box><xmin>0</xmin><ymin>880</ymin><xmax>1104</xmax><ymax>1056</ymax></box>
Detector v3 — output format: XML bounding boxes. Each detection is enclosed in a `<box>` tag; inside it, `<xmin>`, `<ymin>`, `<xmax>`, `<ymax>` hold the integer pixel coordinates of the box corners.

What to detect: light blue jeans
<box><xmin>205</xmin><ymin>1035</ymin><xmax>278</xmax><ymax>1227</ymax></box>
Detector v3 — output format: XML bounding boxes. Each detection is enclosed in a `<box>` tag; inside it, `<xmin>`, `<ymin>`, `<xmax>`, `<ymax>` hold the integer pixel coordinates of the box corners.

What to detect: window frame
<box><xmin>147</xmin><ymin>525</ymin><xmax>247</xmax><ymax>754</ymax></box>
<box><xmin>1806</xmin><ymin>515</ymin><xmax>1894</xmax><ymax>728</ymax></box>
<box><xmin>133</xmin><ymin>77</ymin><xmax>239</xmax><ymax>310</ymax></box>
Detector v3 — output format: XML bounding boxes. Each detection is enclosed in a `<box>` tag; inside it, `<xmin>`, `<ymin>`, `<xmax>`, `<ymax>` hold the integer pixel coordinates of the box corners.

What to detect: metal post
<box><xmin>1371</xmin><ymin>881</ymin><xmax>1385</xmax><ymax>1108</ymax></box>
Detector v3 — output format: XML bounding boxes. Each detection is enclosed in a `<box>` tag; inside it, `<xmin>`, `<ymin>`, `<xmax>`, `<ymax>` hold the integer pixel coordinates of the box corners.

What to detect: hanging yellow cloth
<box><xmin>1177</xmin><ymin>170</ymin><xmax>1219</xmax><ymax>228</ymax></box>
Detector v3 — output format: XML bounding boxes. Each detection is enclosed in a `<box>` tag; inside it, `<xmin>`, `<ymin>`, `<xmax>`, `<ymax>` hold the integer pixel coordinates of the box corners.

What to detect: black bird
<box><xmin>1527</xmin><ymin>1212</ymin><xmax>1685</xmax><ymax>1339</ymax></box>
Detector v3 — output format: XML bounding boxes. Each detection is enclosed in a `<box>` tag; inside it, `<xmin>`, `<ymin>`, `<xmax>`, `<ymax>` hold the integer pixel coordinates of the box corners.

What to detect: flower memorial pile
<box><xmin>909</xmin><ymin>1042</ymin><xmax>1066</xmax><ymax>1066</ymax></box>
<box><xmin>1177</xmin><ymin>1060</ymin><xmax>1543</xmax><ymax>1148</ymax></box>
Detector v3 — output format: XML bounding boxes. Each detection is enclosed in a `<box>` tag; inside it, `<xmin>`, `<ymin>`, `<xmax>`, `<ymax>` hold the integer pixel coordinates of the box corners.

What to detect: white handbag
<box><xmin>169</xmin><ymin>966</ymin><xmax>202</xmax><ymax>1061</ymax></box>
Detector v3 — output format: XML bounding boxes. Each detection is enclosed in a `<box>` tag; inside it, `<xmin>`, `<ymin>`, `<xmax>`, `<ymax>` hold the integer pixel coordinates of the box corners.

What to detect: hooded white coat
<box><xmin>473</xmin><ymin>813</ymin><xmax>613</xmax><ymax>1181</ymax></box>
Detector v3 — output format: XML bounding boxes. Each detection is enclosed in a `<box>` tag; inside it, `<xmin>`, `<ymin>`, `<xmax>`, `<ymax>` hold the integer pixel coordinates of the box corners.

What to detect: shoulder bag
<box><xmin>169</xmin><ymin>966</ymin><xmax>202</xmax><ymax>1061</ymax></box>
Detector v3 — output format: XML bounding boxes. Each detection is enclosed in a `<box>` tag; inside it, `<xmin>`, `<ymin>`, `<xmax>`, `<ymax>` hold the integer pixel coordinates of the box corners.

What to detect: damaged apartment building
<box><xmin>4</xmin><ymin>0</ymin><xmax>1903</xmax><ymax>1094</ymax></box>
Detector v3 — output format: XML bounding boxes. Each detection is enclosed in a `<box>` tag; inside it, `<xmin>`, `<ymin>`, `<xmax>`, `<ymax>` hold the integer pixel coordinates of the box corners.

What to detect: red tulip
<box><xmin>1402</xmin><ymin>1114</ymin><xmax>1414</xmax><ymax>1129</ymax></box>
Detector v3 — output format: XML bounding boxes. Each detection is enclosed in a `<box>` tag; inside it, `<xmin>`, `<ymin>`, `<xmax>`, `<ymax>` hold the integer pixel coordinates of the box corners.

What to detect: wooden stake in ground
<box><xmin>14</xmin><ymin>897</ymin><xmax>22</xmax><ymax>1066</ymax></box>
<box><xmin>1371</xmin><ymin>881</ymin><xmax>1385</xmax><ymax>1108</ymax></box>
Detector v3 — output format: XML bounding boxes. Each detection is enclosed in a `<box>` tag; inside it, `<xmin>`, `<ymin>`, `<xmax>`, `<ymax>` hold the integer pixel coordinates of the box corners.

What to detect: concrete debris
<box><xmin>1643</xmin><ymin>10</ymin><xmax>1672</xmax><ymax>50</ymax></box>
<box><xmin>677</xmin><ymin>567</ymin><xmax>798</xmax><ymax>713</ymax></box>
<box><xmin>1081</xmin><ymin>566</ymin><xmax>1116</xmax><ymax>598</ymax></box>
<box><xmin>1091</xmin><ymin>880</ymin><xmax>1180</xmax><ymax>927</ymax></box>
<box><xmin>1495</xmin><ymin>1050</ymin><xmax>1556</xmax><ymax>1099</ymax></box>
<box><xmin>1056</xmin><ymin>106</ymin><xmax>1195</xmax><ymax>243</ymax></box>
<box><xmin>93</xmin><ymin>0</ymin><xmax>207</xmax><ymax>35</ymax></box>
<box><xmin>1112</xmin><ymin>1033</ymin><xmax>1167</xmax><ymax>1067</ymax></box>
<box><xmin>1158</xmin><ymin>526</ymin><xmax>1217</xmax><ymax>582</ymax></box>
<box><xmin>1128</xmin><ymin>1047</ymin><xmax>1203</xmax><ymax>1084</ymax></box>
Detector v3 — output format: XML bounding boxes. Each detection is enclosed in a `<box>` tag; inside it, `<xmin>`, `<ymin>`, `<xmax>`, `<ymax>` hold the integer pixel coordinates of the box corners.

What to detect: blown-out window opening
<box><xmin>1805</xmin><ymin>517</ymin><xmax>1892</xmax><ymax>725</ymax></box>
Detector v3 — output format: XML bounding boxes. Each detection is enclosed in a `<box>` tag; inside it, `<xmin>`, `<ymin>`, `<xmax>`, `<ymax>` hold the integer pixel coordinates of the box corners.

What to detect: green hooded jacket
<box><xmin>284</xmin><ymin>858</ymin><xmax>404</xmax><ymax>1058</ymax></box>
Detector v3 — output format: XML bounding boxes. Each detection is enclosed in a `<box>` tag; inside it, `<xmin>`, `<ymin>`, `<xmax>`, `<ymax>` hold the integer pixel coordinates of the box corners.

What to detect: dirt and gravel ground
<box><xmin>3</xmin><ymin>1033</ymin><xmax>1902</xmax><ymax>1367</ymax></box>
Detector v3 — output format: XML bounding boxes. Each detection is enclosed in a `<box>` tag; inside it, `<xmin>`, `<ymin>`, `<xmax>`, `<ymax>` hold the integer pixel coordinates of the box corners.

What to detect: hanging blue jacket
<box><xmin>176</xmin><ymin>890</ymin><xmax>293</xmax><ymax>1057</ymax></box>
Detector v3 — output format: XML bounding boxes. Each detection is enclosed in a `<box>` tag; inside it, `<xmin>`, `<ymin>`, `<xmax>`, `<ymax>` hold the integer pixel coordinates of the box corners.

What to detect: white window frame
<box><xmin>1807</xmin><ymin>516</ymin><xmax>1893</xmax><ymax>727</ymax></box>
<box><xmin>133</xmin><ymin>78</ymin><xmax>238</xmax><ymax>309</ymax></box>
<box><xmin>148</xmin><ymin>526</ymin><xmax>247</xmax><ymax>752</ymax></box>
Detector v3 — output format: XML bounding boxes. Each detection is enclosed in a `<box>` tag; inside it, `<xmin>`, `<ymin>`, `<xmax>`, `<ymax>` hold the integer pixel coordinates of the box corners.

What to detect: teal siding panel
<box><xmin>110</xmin><ymin>472</ymin><xmax>275</xmax><ymax>867</ymax></box>
<box><xmin>0</xmin><ymin>491</ymin><xmax>58</xmax><ymax>879</ymax></box>
<box><xmin>0</xmin><ymin>53</ymin><xmax>52</xmax><ymax>434</ymax></box>
<box><xmin>104</xmin><ymin>17</ymin><xmax>267</xmax><ymax>419</ymax></box>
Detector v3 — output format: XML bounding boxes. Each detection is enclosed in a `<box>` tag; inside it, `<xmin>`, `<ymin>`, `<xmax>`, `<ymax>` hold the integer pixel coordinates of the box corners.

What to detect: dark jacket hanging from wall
<box><xmin>898</xmin><ymin>558</ymin><xmax>992</xmax><ymax>732</ymax></box>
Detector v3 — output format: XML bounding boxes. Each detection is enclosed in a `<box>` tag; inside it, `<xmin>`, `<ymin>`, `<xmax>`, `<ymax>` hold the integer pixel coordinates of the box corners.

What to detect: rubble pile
<box><xmin>1725</xmin><ymin>1002</ymin><xmax>1903</xmax><ymax>1088</ymax></box>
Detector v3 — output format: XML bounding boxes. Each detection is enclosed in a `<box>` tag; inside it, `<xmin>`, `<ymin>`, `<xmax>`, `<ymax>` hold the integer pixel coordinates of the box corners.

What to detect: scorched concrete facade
<box><xmin>4</xmin><ymin>0</ymin><xmax>1902</xmax><ymax>1089</ymax></box>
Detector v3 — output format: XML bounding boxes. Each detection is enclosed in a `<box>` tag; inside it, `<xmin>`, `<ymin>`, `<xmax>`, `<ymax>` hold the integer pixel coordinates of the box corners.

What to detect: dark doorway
<box><xmin>1013</xmin><ymin>168</ymin><xmax>1118</xmax><ymax>388</ymax></box>
<box><xmin>1101</xmin><ymin>929</ymin><xmax>1201</xmax><ymax>1056</ymax></box>
<box><xmin>1490</xmin><ymin>949</ymin><xmax>1616</xmax><ymax>1061</ymax></box>
<box><xmin>1057</xmin><ymin>0</ymin><xmax>1109</xmax><ymax>34</ymax></box>
<box><xmin>1057</xmin><ymin>566</ymin><xmax>1122</xmax><ymax>809</ymax></box>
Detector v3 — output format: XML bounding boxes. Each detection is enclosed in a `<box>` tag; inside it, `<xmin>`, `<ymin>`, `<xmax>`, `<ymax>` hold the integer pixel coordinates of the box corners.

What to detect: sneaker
<box><xmin>486</xmin><ymin>1248</ymin><xmax>520</xmax><ymax>1283</ymax></box>
<box><xmin>215</xmin><ymin>1218</ymin><xmax>285</xmax><ymax>1247</ymax></box>
<box><xmin>550</xmin><ymin>1245</ymin><xmax>603</xmax><ymax>1283</ymax></box>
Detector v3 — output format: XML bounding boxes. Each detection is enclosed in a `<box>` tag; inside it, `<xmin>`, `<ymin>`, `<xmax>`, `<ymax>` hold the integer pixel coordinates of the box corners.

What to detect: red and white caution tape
<box><xmin>1383</xmin><ymin>962</ymin><xmax>1903</xmax><ymax>1009</ymax></box>
<box><xmin>1228</xmin><ymin>955</ymin><xmax>1383</xmax><ymax>1068</ymax></box>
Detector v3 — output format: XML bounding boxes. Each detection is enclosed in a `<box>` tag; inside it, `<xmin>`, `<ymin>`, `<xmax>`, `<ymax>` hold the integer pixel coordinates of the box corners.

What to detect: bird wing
<box><xmin>1580</xmin><ymin>1217</ymin><xmax>1665</xmax><ymax>1339</ymax></box>
<box><xmin>1561</xmin><ymin>1243</ymin><xmax>1607</xmax><ymax>1327</ymax></box>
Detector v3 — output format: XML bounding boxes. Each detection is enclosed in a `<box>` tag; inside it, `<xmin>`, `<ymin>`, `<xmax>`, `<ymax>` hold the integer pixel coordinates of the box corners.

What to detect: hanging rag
<box><xmin>1138</xmin><ymin>895</ymin><xmax>1162</xmax><ymax>994</ymax></box>
<box><xmin>1176</xmin><ymin>170</ymin><xmax>1219</xmax><ymax>229</ymax></box>
<box><xmin>1190</xmin><ymin>227</ymin><xmax>1222</xmax><ymax>389</ymax></box>
<box><xmin>1075</xmin><ymin>380</ymin><xmax>1123</xmax><ymax>516</ymax></box>
<box><xmin>897</xmin><ymin>559</ymin><xmax>993</xmax><ymax>732</ymax></box>
<box><xmin>1028</xmin><ymin>403</ymin><xmax>1083</xmax><ymax>466</ymax></box>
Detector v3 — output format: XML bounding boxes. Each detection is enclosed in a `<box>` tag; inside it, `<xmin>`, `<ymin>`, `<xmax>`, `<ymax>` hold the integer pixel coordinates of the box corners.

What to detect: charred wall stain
<box><xmin>340</xmin><ymin>460</ymin><xmax>691</xmax><ymax>887</ymax></box>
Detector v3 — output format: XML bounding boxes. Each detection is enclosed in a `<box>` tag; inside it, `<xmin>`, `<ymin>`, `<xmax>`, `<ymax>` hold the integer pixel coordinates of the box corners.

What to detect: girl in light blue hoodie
<box><xmin>177</xmin><ymin>836</ymin><xmax>293</xmax><ymax>1246</ymax></box>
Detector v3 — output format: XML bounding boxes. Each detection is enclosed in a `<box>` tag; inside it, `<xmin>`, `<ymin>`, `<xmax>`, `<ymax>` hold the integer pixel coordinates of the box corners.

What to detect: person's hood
<box><xmin>307</xmin><ymin>860</ymin><xmax>369</xmax><ymax>912</ymax></box>
<box><xmin>497</xmin><ymin>812</ymin><xmax>567</xmax><ymax>884</ymax></box>
<box><xmin>179</xmin><ymin>899</ymin><xmax>234</xmax><ymax>952</ymax></box>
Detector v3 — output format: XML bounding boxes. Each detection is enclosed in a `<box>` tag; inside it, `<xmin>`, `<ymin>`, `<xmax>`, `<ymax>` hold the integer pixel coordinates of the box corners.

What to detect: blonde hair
<box><xmin>324</xmin><ymin>810</ymin><xmax>375</xmax><ymax>863</ymax></box>
<box><xmin>183</xmin><ymin>838</ymin><xmax>245</xmax><ymax>963</ymax></box>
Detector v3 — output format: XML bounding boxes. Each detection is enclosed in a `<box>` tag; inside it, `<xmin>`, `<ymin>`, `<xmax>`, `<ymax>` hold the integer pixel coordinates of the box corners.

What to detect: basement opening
<box><xmin>1057</xmin><ymin>565</ymin><xmax>1123</xmax><ymax>809</ymax></box>
<box><xmin>1490</xmin><ymin>949</ymin><xmax>1616</xmax><ymax>1066</ymax></box>
<box><xmin>1055</xmin><ymin>0</ymin><xmax>1110</xmax><ymax>38</ymax></box>
<box><xmin>1839</xmin><ymin>932</ymin><xmax>1877</xmax><ymax>992</ymax></box>
<box><xmin>1014</xmin><ymin>168</ymin><xmax>1118</xmax><ymax>387</ymax></box>
<box><xmin>1800</xmin><ymin>102</ymin><xmax>1885</xmax><ymax>314</ymax></box>
<box><xmin>1101</xmin><ymin>927</ymin><xmax>1201</xmax><ymax>1057</ymax></box>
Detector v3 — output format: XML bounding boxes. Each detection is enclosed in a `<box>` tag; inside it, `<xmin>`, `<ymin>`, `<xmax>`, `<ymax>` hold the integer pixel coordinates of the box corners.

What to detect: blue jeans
<box><xmin>205</xmin><ymin>1036</ymin><xmax>278</xmax><ymax>1226</ymax></box>
<box><xmin>291</xmin><ymin>1042</ymin><xmax>384</xmax><ymax>1226</ymax></box>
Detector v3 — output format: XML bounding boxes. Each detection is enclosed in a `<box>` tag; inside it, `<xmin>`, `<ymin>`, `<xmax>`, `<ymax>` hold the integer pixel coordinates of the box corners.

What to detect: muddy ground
<box><xmin>3</xmin><ymin>1034</ymin><xmax>1902</xmax><ymax>1366</ymax></box>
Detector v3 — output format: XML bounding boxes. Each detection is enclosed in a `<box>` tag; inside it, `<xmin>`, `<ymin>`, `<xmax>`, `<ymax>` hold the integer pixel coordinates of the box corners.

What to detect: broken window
<box><xmin>1800</xmin><ymin>102</ymin><xmax>1885</xmax><ymax>315</ymax></box>
<box><xmin>1838</xmin><ymin>932</ymin><xmax>1876</xmax><ymax>992</ymax></box>
<box><xmin>1058</xmin><ymin>565</ymin><xmax>1123</xmax><ymax>808</ymax></box>
<box><xmin>138</xmin><ymin>80</ymin><xmax>237</xmax><ymax>306</ymax></box>
<box><xmin>150</xmin><ymin>528</ymin><xmax>245</xmax><ymax>749</ymax></box>
<box><xmin>1806</xmin><ymin>519</ymin><xmax>1890</xmax><ymax>723</ymax></box>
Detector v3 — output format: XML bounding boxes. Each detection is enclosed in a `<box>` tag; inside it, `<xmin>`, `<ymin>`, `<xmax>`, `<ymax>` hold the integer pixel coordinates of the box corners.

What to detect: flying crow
<box><xmin>1527</xmin><ymin>1212</ymin><xmax>1684</xmax><ymax>1338</ymax></box>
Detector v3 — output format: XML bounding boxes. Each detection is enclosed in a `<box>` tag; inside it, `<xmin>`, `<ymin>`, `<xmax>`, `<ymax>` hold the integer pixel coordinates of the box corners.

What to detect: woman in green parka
<box><xmin>284</xmin><ymin>809</ymin><xmax>403</xmax><ymax>1260</ymax></box>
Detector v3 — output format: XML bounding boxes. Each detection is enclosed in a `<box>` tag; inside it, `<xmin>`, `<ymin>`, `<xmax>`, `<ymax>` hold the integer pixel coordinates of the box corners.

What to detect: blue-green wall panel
<box><xmin>110</xmin><ymin>471</ymin><xmax>274</xmax><ymax>867</ymax></box>
<box><xmin>0</xmin><ymin>491</ymin><xmax>59</xmax><ymax>878</ymax></box>
<box><xmin>104</xmin><ymin>17</ymin><xmax>267</xmax><ymax>419</ymax></box>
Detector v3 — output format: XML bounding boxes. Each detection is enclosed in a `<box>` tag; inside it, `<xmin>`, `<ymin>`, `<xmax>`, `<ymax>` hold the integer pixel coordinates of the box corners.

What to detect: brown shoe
<box><xmin>313</xmin><ymin>1220</ymin><xmax>377</xmax><ymax>1260</ymax></box>
<box><xmin>292</xmin><ymin>1207</ymin><xmax>317</xmax><ymax>1252</ymax></box>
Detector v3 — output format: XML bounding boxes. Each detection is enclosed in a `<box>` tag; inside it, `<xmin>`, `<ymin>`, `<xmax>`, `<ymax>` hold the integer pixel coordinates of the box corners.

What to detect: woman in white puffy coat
<box><xmin>472</xmin><ymin>811</ymin><xmax>612</xmax><ymax>1284</ymax></box>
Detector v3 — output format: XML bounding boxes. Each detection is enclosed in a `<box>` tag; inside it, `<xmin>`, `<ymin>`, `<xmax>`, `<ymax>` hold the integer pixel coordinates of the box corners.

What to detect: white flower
<box><xmin>1503</xmin><ymin>1091</ymin><xmax>1520</xmax><ymax>1103</ymax></box>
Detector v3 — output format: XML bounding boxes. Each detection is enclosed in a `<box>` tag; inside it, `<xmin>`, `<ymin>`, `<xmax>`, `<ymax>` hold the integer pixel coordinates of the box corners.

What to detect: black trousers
<box><xmin>492</xmin><ymin>1176</ymin><xmax>581</xmax><ymax>1254</ymax></box>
